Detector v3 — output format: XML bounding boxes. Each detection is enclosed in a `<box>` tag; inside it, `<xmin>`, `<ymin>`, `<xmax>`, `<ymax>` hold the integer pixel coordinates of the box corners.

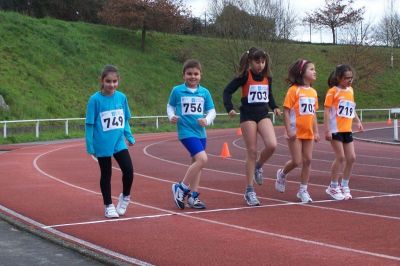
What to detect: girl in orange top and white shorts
<box><xmin>324</xmin><ymin>64</ymin><xmax>363</xmax><ymax>200</ymax></box>
<box><xmin>275</xmin><ymin>59</ymin><xmax>320</xmax><ymax>203</ymax></box>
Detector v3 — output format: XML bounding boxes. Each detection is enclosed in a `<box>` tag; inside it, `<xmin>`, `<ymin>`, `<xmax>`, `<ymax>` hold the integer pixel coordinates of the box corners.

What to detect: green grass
<box><xmin>0</xmin><ymin>11</ymin><xmax>399</xmax><ymax>135</ymax></box>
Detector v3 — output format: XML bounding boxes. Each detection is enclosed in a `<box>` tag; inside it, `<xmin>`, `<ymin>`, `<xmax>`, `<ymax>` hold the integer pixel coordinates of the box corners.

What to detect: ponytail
<box><xmin>327</xmin><ymin>64</ymin><xmax>354</xmax><ymax>88</ymax></box>
<box><xmin>237</xmin><ymin>47</ymin><xmax>271</xmax><ymax>78</ymax></box>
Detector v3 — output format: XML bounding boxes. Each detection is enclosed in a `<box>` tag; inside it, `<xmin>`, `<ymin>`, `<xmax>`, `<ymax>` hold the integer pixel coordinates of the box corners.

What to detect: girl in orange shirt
<box><xmin>275</xmin><ymin>59</ymin><xmax>320</xmax><ymax>203</ymax></box>
<box><xmin>324</xmin><ymin>64</ymin><xmax>363</xmax><ymax>200</ymax></box>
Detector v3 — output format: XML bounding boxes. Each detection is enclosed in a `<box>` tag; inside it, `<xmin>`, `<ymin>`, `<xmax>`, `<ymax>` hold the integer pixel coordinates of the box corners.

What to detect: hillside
<box><xmin>0</xmin><ymin>11</ymin><xmax>399</xmax><ymax>120</ymax></box>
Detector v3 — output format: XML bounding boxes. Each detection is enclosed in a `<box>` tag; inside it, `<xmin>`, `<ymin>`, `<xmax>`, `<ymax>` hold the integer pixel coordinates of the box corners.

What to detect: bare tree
<box><xmin>339</xmin><ymin>19</ymin><xmax>373</xmax><ymax>45</ymax></box>
<box><xmin>303</xmin><ymin>0</ymin><xmax>364</xmax><ymax>44</ymax></box>
<box><xmin>328</xmin><ymin>21</ymin><xmax>385</xmax><ymax>90</ymax></box>
<box><xmin>373</xmin><ymin>13</ymin><xmax>400</xmax><ymax>48</ymax></box>
<box><xmin>209</xmin><ymin>0</ymin><xmax>298</xmax><ymax>72</ymax></box>
<box><xmin>99</xmin><ymin>0</ymin><xmax>189</xmax><ymax>51</ymax></box>
<box><xmin>210</xmin><ymin>0</ymin><xmax>296</xmax><ymax>40</ymax></box>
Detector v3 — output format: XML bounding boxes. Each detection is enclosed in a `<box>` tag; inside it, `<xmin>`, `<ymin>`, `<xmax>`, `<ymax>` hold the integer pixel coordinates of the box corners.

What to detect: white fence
<box><xmin>0</xmin><ymin>109</ymin><xmax>394</xmax><ymax>139</ymax></box>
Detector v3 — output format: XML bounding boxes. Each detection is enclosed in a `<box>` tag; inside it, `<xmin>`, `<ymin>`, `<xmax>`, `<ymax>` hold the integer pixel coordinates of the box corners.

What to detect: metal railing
<box><xmin>0</xmin><ymin>108</ymin><xmax>395</xmax><ymax>139</ymax></box>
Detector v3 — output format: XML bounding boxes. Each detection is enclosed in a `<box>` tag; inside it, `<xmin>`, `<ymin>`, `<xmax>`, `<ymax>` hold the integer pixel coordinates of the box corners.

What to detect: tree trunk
<box><xmin>331</xmin><ymin>26</ymin><xmax>336</xmax><ymax>44</ymax></box>
<box><xmin>141</xmin><ymin>26</ymin><xmax>146</xmax><ymax>52</ymax></box>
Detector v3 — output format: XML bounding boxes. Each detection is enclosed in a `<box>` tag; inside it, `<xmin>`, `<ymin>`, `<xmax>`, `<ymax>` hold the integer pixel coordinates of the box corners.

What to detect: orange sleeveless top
<box><xmin>241</xmin><ymin>70</ymin><xmax>269</xmax><ymax>99</ymax></box>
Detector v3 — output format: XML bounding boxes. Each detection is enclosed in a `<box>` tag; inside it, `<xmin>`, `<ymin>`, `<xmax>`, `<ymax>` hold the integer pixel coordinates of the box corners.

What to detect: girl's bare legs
<box><xmin>342</xmin><ymin>142</ymin><xmax>356</xmax><ymax>181</ymax></box>
<box><xmin>330</xmin><ymin>140</ymin><xmax>345</xmax><ymax>183</ymax></box>
<box><xmin>341</xmin><ymin>142</ymin><xmax>356</xmax><ymax>199</ymax></box>
<box><xmin>282</xmin><ymin>138</ymin><xmax>302</xmax><ymax>175</ymax></box>
<box><xmin>326</xmin><ymin>140</ymin><xmax>346</xmax><ymax>200</ymax></box>
<box><xmin>300</xmin><ymin>140</ymin><xmax>314</xmax><ymax>185</ymax></box>
<box><xmin>241</xmin><ymin>120</ymin><xmax>261</xmax><ymax>205</ymax></box>
<box><xmin>241</xmin><ymin>121</ymin><xmax>258</xmax><ymax>187</ymax></box>
<box><xmin>256</xmin><ymin>118</ymin><xmax>277</xmax><ymax>166</ymax></box>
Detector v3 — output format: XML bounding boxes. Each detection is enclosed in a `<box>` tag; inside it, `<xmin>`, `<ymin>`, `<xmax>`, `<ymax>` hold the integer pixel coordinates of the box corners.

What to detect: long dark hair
<box><xmin>286</xmin><ymin>59</ymin><xmax>312</xmax><ymax>86</ymax></box>
<box><xmin>237</xmin><ymin>47</ymin><xmax>272</xmax><ymax>79</ymax></box>
<box><xmin>327</xmin><ymin>64</ymin><xmax>354</xmax><ymax>87</ymax></box>
<box><xmin>100</xmin><ymin>65</ymin><xmax>119</xmax><ymax>89</ymax></box>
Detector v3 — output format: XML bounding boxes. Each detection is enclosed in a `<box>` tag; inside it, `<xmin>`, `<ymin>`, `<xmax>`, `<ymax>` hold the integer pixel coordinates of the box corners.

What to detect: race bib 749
<box><xmin>100</xmin><ymin>109</ymin><xmax>125</xmax><ymax>131</ymax></box>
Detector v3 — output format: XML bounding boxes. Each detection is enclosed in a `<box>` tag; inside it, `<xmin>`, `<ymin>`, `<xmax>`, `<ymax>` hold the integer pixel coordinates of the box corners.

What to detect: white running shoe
<box><xmin>275</xmin><ymin>169</ymin><xmax>286</xmax><ymax>193</ymax></box>
<box><xmin>105</xmin><ymin>204</ymin><xmax>119</xmax><ymax>218</ymax></box>
<box><xmin>341</xmin><ymin>186</ymin><xmax>352</xmax><ymax>200</ymax></box>
<box><xmin>325</xmin><ymin>186</ymin><xmax>345</xmax><ymax>200</ymax></box>
<box><xmin>116</xmin><ymin>193</ymin><xmax>130</xmax><ymax>216</ymax></box>
<box><xmin>296</xmin><ymin>190</ymin><xmax>313</xmax><ymax>203</ymax></box>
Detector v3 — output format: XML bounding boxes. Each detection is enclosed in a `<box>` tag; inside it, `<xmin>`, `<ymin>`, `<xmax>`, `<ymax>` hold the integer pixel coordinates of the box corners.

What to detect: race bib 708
<box><xmin>299</xmin><ymin>97</ymin><xmax>316</xmax><ymax>115</ymax></box>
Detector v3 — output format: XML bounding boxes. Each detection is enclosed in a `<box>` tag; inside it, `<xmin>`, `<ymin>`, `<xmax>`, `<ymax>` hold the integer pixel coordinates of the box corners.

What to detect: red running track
<box><xmin>0</xmin><ymin>123</ymin><xmax>399</xmax><ymax>265</ymax></box>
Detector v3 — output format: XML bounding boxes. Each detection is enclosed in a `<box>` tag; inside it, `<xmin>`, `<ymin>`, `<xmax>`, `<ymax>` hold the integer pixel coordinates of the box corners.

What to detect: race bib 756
<box><xmin>181</xmin><ymin>97</ymin><xmax>204</xmax><ymax>115</ymax></box>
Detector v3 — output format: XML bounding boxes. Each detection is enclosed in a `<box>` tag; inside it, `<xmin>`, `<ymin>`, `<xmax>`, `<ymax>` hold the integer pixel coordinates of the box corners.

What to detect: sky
<box><xmin>182</xmin><ymin>0</ymin><xmax>399</xmax><ymax>43</ymax></box>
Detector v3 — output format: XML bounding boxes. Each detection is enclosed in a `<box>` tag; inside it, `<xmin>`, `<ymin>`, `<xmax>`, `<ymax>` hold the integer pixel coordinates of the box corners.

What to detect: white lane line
<box><xmin>0</xmin><ymin>204</ymin><xmax>153</xmax><ymax>266</ymax></box>
<box><xmin>240</xmin><ymin>132</ymin><xmax>400</xmax><ymax>160</ymax></box>
<box><xmin>144</xmin><ymin>139</ymin><xmax>394</xmax><ymax>193</ymax></box>
<box><xmin>231</xmin><ymin>138</ymin><xmax>400</xmax><ymax>182</ymax></box>
<box><xmin>135</xmin><ymin>171</ymin><xmax>400</xmax><ymax>220</ymax></box>
<box><xmin>44</xmin><ymin>192</ymin><xmax>400</xmax><ymax>229</ymax></box>
<box><xmin>30</xmin><ymin>144</ymin><xmax>153</xmax><ymax>266</ymax></box>
<box><xmin>43</xmin><ymin>213</ymin><xmax>174</xmax><ymax>229</ymax></box>
<box><xmin>274</xmin><ymin>138</ymin><xmax>400</xmax><ymax>159</ymax></box>
<box><xmin>207</xmin><ymin>151</ymin><xmax>399</xmax><ymax>183</ymax></box>
<box><xmin>30</xmin><ymin>143</ymin><xmax>400</xmax><ymax>262</ymax></box>
<box><xmin>231</xmin><ymin>137</ymin><xmax>400</xmax><ymax>170</ymax></box>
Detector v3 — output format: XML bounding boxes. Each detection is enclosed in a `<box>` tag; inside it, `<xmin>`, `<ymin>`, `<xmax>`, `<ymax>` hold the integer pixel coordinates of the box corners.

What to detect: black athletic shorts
<box><xmin>239</xmin><ymin>104</ymin><xmax>271</xmax><ymax>123</ymax></box>
<box><xmin>332</xmin><ymin>132</ymin><xmax>353</xmax><ymax>143</ymax></box>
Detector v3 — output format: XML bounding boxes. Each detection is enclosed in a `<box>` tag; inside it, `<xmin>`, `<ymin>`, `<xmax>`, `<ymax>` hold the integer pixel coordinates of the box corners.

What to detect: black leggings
<box><xmin>97</xmin><ymin>149</ymin><xmax>134</xmax><ymax>205</ymax></box>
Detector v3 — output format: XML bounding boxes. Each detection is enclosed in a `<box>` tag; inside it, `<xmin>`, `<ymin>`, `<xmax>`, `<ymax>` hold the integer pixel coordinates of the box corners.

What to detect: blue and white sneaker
<box><xmin>188</xmin><ymin>192</ymin><xmax>206</xmax><ymax>209</ymax></box>
<box><xmin>254</xmin><ymin>166</ymin><xmax>264</xmax><ymax>185</ymax></box>
<box><xmin>172</xmin><ymin>182</ymin><xmax>189</xmax><ymax>209</ymax></box>
<box><xmin>244</xmin><ymin>191</ymin><xmax>260</xmax><ymax>206</ymax></box>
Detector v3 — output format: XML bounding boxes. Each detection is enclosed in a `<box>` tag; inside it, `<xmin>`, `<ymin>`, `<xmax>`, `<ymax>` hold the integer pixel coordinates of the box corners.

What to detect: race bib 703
<box><xmin>100</xmin><ymin>109</ymin><xmax>125</xmax><ymax>131</ymax></box>
<box><xmin>247</xmin><ymin>85</ymin><xmax>269</xmax><ymax>103</ymax></box>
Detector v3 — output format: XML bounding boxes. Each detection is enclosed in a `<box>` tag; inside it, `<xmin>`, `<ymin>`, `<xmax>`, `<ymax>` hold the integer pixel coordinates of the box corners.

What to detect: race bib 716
<box><xmin>100</xmin><ymin>109</ymin><xmax>125</xmax><ymax>131</ymax></box>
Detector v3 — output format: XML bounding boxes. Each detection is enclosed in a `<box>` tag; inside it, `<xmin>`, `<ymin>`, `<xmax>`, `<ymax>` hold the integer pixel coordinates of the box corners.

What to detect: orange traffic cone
<box><xmin>236</xmin><ymin>127</ymin><xmax>242</xmax><ymax>136</ymax></box>
<box><xmin>220</xmin><ymin>142</ymin><xmax>231</xmax><ymax>158</ymax></box>
<box><xmin>387</xmin><ymin>118</ymin><xmax>392</xmax><ymax>126</ymax></box>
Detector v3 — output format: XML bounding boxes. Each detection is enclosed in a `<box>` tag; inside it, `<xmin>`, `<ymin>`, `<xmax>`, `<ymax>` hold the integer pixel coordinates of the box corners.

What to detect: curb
<box><xmin>0</xmin><ymin>211</ymin><xmax>132</xmax><ymax>266</ymax></box>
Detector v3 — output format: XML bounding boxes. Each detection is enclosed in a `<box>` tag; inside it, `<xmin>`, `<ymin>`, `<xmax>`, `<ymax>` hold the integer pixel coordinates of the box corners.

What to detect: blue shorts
<box><xmin>180</xmin><ymin>137</ymin><xmax>207</xmax><ymax>157</ymax></box>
